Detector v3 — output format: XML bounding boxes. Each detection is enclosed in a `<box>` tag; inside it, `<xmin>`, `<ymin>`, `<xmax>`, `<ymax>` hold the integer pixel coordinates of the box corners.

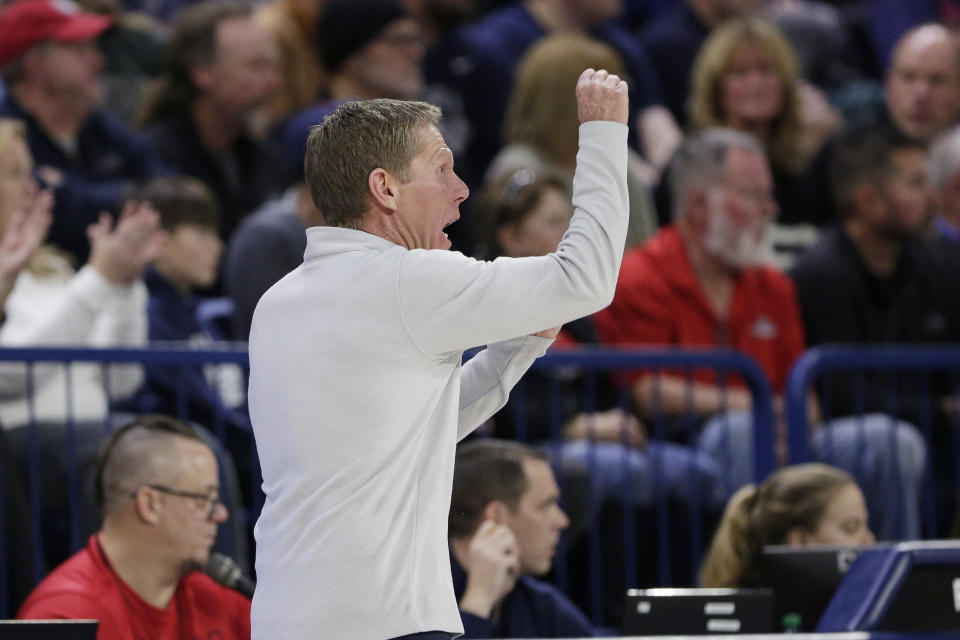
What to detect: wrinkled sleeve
<box><xmin>397</xmin><ymin>121</ymin><xmax>630</xmax><ymax>359</ymax></box>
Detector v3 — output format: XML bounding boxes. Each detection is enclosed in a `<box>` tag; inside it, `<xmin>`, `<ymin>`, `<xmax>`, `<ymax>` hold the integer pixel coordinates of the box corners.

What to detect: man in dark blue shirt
<box><xmin>0</xmin><ymin>0</ymin><xmax>168</xmax><ymax>262</ymax></box>
<box><xmin>449</xmin><ymin>439</ymin><xmax>595</xmax><ymax>638</ymax></box>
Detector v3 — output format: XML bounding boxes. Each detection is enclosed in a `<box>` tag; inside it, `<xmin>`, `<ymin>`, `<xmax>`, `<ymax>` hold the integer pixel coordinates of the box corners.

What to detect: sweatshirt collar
<box><xmin>303</xmin><ymin>225</ymin><xmax>400</xmax><ymax>260</ymax></box>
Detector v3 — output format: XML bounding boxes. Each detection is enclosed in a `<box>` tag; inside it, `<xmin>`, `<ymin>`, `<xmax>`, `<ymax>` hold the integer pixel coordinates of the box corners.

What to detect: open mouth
<box><xmin>442</xmin><ymin>219</ymin><xmax>457</xmax><ymax>240</ymax></box>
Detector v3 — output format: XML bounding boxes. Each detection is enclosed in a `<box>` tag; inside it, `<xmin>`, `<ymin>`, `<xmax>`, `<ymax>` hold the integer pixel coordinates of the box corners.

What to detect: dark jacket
<box><xmin>789</xmin><ymin>225</ymin><xmax>960</xmax><ymax>420</ymax></box>
<box><xmin>451</xmin><ymin>552</ymin><xmax>595</xmax><ymax>638</ymax></box>
<box><xmin>144</xmin><ymin>113</ymin><xmax>289</xmax><ymax>240</ymax></box>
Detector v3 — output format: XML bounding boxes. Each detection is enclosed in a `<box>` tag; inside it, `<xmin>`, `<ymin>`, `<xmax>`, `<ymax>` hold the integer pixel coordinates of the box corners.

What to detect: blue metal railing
<box><xmin>0</xmin><ymin>345</ymin><xmax>776</xmax><ymax>625</ymax></box>
<box><xmin>784</xmin><ymin>345</ymin><xmax>960</xmax><ymax>539</ymax></box>
<box><xmin>530</xmin><ymin>346</ymin><xmax>777</xmax><ymax>480</ymax></box>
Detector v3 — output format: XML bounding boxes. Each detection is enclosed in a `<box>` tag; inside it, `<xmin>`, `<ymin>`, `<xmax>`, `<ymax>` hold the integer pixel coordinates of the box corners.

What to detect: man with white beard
<box><xmin>594</xmin><ymin>127</ymin><xmax>926</xmax><ymax>538</ymax></box>
<box><xmin>595</xmin><ymin>127</ymin><xmax>793</xmax><ymax>425</ymax></box>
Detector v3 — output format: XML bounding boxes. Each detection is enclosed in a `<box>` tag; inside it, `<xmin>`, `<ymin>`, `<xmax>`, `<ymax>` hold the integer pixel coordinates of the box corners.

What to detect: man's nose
<box><xmin>911</xmin><ymin>78</ymin><xmax>934</xmax><ymax>101</ymax></box>
<box><xmin>454</xmin><ymin>172</ymin><xmax>469</xmax><ymax>203</ymax></box>
<box><xmin>211</xmin><ymin>501</ymin><xmax>229</xmax><ymax>523</ymax></box>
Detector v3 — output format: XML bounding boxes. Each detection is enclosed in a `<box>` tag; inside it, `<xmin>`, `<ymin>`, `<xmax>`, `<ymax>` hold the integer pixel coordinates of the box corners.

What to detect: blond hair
<box><xmin>504</xmin><ymin>33</ymin><xmax>624</xmax><ymax>165</ymax></box>
<box><xmin>699</xmin><ymin>463</ymin><xmax>856</xmax><ymax>588</ymax></box>
<box><xmin>688</xmin><ymin>17</ymin><xmax>805</xmax><ymax>173</ymax></box>
<box><xmin>0</xmin><ymin>118</ymin><xmax>72</xmax><ymax>275</ymax></box>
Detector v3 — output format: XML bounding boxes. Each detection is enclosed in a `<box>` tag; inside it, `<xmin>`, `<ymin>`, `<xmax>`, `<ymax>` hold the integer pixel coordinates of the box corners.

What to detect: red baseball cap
<box><xmin>0</xmin><ymin>0</ymin><xmax>112</xmax><ymax>68</ymax></box>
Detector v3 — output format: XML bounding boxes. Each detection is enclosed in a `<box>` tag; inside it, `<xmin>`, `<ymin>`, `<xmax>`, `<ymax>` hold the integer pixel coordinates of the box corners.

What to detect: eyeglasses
<box><xmin>134</xmin><ymin>484</ymin><xmax>224</xmax><ymax>520</ymax></box>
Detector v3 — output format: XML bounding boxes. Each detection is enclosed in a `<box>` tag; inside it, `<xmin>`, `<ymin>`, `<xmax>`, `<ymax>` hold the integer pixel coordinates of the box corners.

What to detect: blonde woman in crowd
<box><xmin>0</xmin><ymin>118</ymin><xmax>163</xmax><ymax>428</ymax></box>
<box><xmin>488</xmin><ymin>33</ymin><xmax>659</xmax><ymax>248</ymax></box>
<box><xmin>700</xmin><ymin>463</ymin><xmax>874</xmax><ymax>589</ymax></box>
<box><xmin>687</xmin><ymin>17</ymin><xmax>841</xmax><ymax>244</ymax></box>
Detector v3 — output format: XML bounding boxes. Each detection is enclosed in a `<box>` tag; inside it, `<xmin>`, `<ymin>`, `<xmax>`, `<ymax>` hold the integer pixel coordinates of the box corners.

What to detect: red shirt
<box><xmin>18</xmin><ymin>535</ymin><xmax>251</xmax><ymax>640</ymax></box>
<box><xmin>593</xmin><ymin>226</ymin><xmax>805</xmax><ymax>392</ymax></box>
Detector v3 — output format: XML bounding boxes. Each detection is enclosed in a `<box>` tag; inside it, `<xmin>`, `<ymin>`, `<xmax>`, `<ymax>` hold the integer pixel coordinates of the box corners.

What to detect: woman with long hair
<box><xmin>700</xmin><ymin>463</ymin><xmax>874</xmax><ymax>588</ymax></box>
<box><xmin>687</xmin><ymin>17</ymin><xmax>840</xmax><ymax>234</ymax></box>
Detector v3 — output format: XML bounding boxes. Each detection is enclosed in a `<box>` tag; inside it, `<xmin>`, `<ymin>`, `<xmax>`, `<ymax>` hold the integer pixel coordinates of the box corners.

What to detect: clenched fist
<box><xmin>576</xmin><ymin>67</ymin><xmax>629</xmax><ymax>126</ymax></box>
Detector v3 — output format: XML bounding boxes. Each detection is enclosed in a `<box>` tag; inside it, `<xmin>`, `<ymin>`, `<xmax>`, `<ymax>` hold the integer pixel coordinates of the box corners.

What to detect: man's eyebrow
<box><xmin>539</xmin><ymin>494</ymin><xmax>560</xmax><ymax>507</ymax></box>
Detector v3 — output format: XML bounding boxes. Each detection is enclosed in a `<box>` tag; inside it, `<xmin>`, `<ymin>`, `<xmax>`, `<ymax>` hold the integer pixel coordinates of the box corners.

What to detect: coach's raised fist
<box><xmin>576</xmin><ymin>67</ymin><xmax>629</xmax><ymax>125</ymax></box>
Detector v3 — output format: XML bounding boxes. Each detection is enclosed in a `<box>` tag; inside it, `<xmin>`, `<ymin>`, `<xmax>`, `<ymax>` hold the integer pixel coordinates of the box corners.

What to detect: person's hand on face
<box><xmin>576</xmin><ymin>67</ymin><xmax>629</xmax><ymax>125</ymax></box>
<box><xmin>459</xmin><ymin>519</ymin><xmax>520</xmax><ymax>618</ymax></box>
<box><xmin>87</xmin><ymin>200</ymin><xmax>167</xmax><ymax>285</ymax></box>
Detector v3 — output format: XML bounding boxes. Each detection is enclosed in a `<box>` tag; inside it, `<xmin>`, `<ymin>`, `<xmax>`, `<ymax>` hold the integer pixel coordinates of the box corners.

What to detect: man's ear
<box><xmin>132</xmin><ymin>487</ymin><xmax>162</xmax><ymax>526</ymax></box>
<box><xmin>20</xmin><ymin>47</ymin><xmax>45</xmax><ymax>80</ymax></box>
<box><xmin>189</xmin><ymin>63</ymin><xmax>215</xmax><ymax>94</ymax></box>
<box><xmin>483</xmin><ymin>500</ymin><xmax>508</xmax><ymax>525</ymax></box>
<box><xmin>368</xmin><ymin>168</ymin><xmax>400</xmax><ymax>212</ymax></box>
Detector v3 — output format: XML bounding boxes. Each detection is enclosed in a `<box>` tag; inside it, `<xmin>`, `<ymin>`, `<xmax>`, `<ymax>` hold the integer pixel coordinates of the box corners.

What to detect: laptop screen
<box><xmin>759</xmin><ymin>544</ymin><xmax>871</xmax><ymax>632</ymax></box>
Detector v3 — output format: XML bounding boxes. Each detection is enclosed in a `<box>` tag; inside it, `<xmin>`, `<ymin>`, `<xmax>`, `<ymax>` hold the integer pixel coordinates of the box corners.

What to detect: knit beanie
<box><xmin>318</xmin><ymin>0</ymin><xmax>407</xmax><ymax>73</ymax></box>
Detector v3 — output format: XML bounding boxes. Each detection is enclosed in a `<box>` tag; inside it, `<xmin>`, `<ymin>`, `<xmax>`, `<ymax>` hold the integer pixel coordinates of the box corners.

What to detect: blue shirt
<box><xmin>121</xmin><ymin>268</ymin><xmax>247</xmax><ymax>432</ymax></box>
<box><xmin>0</xmin><ymin>94</ymin><xmax>168</xmax><ymax>262</ymax></box>
<box><xmin>638</xmin><ymin>1</ymin><xmax>708</xmax><ymax>125</ymax></box>
<box><xmin>451</xmin><ymin>552</ymin><xmax>595</xmax><ymax>638</ymax></box>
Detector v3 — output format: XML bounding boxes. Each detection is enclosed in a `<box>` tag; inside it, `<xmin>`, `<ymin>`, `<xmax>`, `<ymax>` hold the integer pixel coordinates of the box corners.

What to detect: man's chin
<box><xmin>181</xmin><ymin>554</ymin><xmax>209</xmax><ymax>576</ymax></box>
<box><xmin>433</xmin><ymin>233</ymin><xmax>452</xmax><ymax>250</ymax></box>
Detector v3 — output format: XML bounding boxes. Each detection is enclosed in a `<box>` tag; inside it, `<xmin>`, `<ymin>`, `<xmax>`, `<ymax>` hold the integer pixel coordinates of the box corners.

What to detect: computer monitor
<box><xmin>818</xmin><ymin>540</ymin><xmax>960</xmax><ymax>633</ymax></box>
<box><xmin>759</xmin><ymin>543</ymin><xmax>876</xmax><ymax>632</ymax></box>
<box><xmin>0</xmin><ymin>620</ymin><xmax>98</xmax><ymax>639</ymax></box>
<box><xmin>622</xmin><ymin>587</ymin><xmax>774</xmax><ymax>635</ymax></box>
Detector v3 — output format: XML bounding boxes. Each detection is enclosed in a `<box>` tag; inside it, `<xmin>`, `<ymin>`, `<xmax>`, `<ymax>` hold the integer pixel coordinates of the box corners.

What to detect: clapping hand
<box><xmin>87</xmin><ymin>200</ymin><xmax>166</xmax><ymax>285</ymax></box>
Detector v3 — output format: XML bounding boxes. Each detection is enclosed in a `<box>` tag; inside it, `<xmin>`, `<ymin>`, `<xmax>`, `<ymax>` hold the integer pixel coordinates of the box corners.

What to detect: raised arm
<box><xmin>399</xmin><ymin>69</ymin><xmax>631</xmax><ymax>358</ymax></box>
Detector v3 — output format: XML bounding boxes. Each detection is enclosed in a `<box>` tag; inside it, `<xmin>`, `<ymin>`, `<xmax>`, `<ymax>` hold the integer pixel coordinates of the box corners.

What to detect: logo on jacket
<box><xmin>750</xmin><ymin>315</ymin><xmax>778</xmax><ymax>340</ymax></box>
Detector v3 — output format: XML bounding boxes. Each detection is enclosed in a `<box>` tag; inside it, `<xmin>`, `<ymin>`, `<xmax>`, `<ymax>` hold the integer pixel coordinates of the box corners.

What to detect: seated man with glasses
<box><xmin>17</xmin><ymin>414</ymin><xmax>251</xmax><ymax>639</ymax></box>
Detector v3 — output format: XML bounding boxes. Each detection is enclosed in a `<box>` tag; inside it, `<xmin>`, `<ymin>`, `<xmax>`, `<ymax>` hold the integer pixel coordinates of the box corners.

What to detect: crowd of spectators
<box><xmin>2</xmin><ymin>0</ymin><xmax>960</xmax><ymax>634</ymax></box>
